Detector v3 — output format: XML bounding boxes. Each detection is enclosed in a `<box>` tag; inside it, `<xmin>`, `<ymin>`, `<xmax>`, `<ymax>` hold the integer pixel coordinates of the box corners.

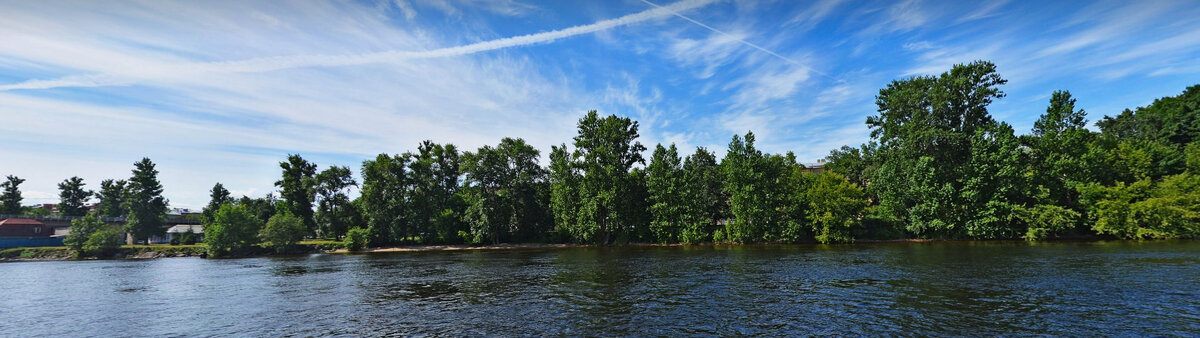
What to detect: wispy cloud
<box><xmin>0</xmin><ymin>0</ymin><xmax>719</xmax><ymax>92</ymax></box>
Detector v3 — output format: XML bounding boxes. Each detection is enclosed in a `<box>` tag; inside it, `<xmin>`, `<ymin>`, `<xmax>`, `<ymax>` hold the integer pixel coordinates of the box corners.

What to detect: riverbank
<box><xmin>0</xmin><ymin>241</ymin><xmax>343</xmax><ymax>261</ymax></box>
<box><xmin>2</xmin><ymin>237</ymin><xmax>1122</xmax><ymax>261</ymax></box>
<box><xmin>0</xmin><ymin>245</ymin><xmax>210</xmax><ymax>261</ymax></box>
<box><xmin>331</xmin><ymin>238</ymin><xmax>953</xmax><ymax>254</ymax></box>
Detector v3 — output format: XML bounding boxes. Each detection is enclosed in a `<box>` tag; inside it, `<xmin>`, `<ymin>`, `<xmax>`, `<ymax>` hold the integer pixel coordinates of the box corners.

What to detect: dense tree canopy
<box><xmin>10</xmin><ymin>60</ymin><xmax>1199</xmax><ymax>247</ymax></box>
<box><xmin>461</xmin><ymin>138</ymin><xmax>549</xmax><ymax>244</ymax></box>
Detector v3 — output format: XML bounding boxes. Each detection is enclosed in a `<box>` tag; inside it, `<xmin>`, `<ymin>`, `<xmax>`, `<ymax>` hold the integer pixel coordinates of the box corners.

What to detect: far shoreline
<box><xmin>6</xmin><ymin>236</ymin><xmax>1183</xmax><ymax>262</ymax></box>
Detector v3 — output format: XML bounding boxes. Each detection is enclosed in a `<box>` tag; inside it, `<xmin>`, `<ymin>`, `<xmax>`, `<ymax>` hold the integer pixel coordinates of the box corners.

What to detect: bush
<box><xmin>83</xmin><ymin>227</ymin><xmax>124</xmax><ymax>257</ymax></box>
<box><xmin>205</xmin><ymin>204</ymin><xmax>263</xmax><ymax>257</ymax></box>
<box><xmin>260</xmin><ymin>213</ymin><xmax>307</xmax><ymax>253</ymax></box>
<box><xmin>344</xmin><ymin>227</ymin><xmax>369</xmax><ymax>252</ymax></box>
<box><xmin>64</xmin><ymin>213</ymin><xmax>107</xmax><ymax>253</ymax></box>
<box><xmin>180</xmin><ymin>230</ymin><xmax>197</xmax><ymax>245</ymax></box>
<box><xmin>170</xmin><ymin>236</ymin><xmax>181</xmax><ymax>245</ymax></box>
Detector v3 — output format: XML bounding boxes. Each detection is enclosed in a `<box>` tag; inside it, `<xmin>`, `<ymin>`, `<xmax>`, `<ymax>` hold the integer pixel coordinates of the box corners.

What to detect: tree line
<box><xmin>4</xmin><ymin>60</ymin><xmax>1197</xmax><ymax>250</ymax></box>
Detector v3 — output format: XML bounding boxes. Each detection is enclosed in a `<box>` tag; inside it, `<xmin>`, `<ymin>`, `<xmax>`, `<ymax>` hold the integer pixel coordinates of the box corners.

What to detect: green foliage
<box><xmin>315</xmin><ymin>166</ymin><xmax>357</xmax><ymax>238</ymax></box>
<box><xmin>554</xmin><ymin>111</ymin><xmax>647</xmax><ymax>244</ymax></box>
<box><xmin>204</xmin><ymin>204</ymin><xmax>263</xmax><ymax>256</ymax></box>
<box><xmin>83</xmin><ymin>227</ymin><xmax>124</xmax><ymax>257</ymax></box>
<box><xmin>647</xmin><ymin>144</ymin><xmax>685</xmax><ymax>243</ymax></box>
<box><xmin>180</xmin><ymin>229</ymin><xmax>197</xmax><ymax>245</ymax></box>
<box><xmin>360</xmin><ymin>153</ymin><xmax>410</xmax><ymax>246</ymax></box>
<box><xmin>461</xmin><ymin>138</ymin><xmax>548</xmax><ymax>244</ymax></box>
<box><xmin>549</xmin><ymin>144</ymin><xmax>581</xmax><ymax>239</ymax></box>
<box><xmin>124</xmin><ymin>158</ymin><xmax>168</xmax><ymax>244</ymax></box>
<box><xmin>57</xmin><ymin>176</ymin><xmax>93</xmax><ymax>216</ymax></box>
<box><xmin>1097</xmin><ymin>85</ymin><xmax>1200</xmax><ymax>148</ymax></box>
<box><xmin>722</xmin><ymin>132</ymin><xmax>790</xmax><ymax>243</ymax></box>
<box><xmin>344</xmin><ymin>227</ymin><xmax>370</xmax><ymax>252</ymax></box>
<box><xmin>259</xmin><ymin>213</ymin><xmax>307</xmax><ymax>252</ymax></box>
<box><xmin>1017</xmin><ymin>204</ymin><xmax>1081</xmax><ymax>241</ymax></box>
<box><xmin>64</xmin><ymin>213</ymin><xmax>108</xmax><ymax>253</ymax></box>
<box><xmin>1078</xmin><ymin>174</ymin><xmax>1200</xmax><ymax>239</ymax></box>
<box><xmin>95</xmin><ymin>179</ymin><xmax>127</xmax><ymax>218</ymax></box>
<box><xmin>1</xmin><ymin>175</ymin><xmax>24</xmax><ymax>214</ymax></box>
<box><xmin>805</xmin><ymin>172</ymin><xmax>869</xmax><ymax>244</ymax></box>
<box><xmin>678</xmin><ymin>147</ymin><xmax>726</xmax><ymax>243</ymax></box>
<box><xmin>867</xmin><ymin>61</ymin><xmax>1029</xmax><ymax>239</ymax></box>
<box><xmin>203</xmin><ymin>183</ymin><xmax>230</xmax><ymax>222</ymax></box>
<box><xmin>277</xmin><ymin>154</ymin><xmax>317</xmax><ymax>236</ymax></box>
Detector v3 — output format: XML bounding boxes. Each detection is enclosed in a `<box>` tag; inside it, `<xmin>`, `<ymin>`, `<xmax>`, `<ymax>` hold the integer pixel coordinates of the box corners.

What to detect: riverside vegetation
<box><xmin>3</xmin><ymin>61</ymin><xmax>1197</xmax><ymax>258</ymax></box>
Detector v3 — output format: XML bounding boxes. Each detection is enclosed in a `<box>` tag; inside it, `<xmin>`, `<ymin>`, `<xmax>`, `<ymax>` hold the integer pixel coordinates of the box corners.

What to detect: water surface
<box><xmin>2</xmin><ymin>241</ymin><xmax>1198</xmax><ymax>336</ymax></box>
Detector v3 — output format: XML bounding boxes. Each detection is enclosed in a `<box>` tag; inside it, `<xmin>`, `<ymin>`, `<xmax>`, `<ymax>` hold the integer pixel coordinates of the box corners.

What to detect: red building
<box><xmin>0</xmin><ymin>218</ymin><xmax>51</xmax><ymax>237</ymax></box>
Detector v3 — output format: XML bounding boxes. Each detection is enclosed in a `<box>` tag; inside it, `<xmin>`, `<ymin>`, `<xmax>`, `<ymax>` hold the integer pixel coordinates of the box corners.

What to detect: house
<box><xmin>802</xmin><ymin>159</ymin><xmax>826</xmax><ymax>174</ymax></box>
<box><xmin>0</xmin><ymin>218</ymin><xmax>50</xmax><ymax>237</ymax></box>
<box><xmin>0</xmin><ymin>218</ymin><xmax>64</xmax><ymax>248</ymax></box>
<box><xmin>165</xmin><ymin>224</ymin><xmax>204</xmax><ymax>243</ymax></box>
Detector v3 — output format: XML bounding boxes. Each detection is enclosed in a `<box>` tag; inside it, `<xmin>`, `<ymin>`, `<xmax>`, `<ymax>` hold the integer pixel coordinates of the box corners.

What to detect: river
<box><xmin>1</xmin><ymin>241</ymin><xmax>1198</xmax><ymax>336</ymax></box>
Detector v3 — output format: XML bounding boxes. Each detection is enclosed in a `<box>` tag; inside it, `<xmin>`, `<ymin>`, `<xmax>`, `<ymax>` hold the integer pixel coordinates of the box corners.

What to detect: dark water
<box><xmin>2</xmin><ymin>241</ymin><xmax>1199</xmax><ymax>336</ymax></box>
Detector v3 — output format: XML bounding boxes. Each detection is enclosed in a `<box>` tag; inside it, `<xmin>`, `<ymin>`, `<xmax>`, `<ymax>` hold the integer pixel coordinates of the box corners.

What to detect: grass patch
<box><xmin>0</xmin><ymin>246</ymin><xmax>73</xmax><ymax>259</ymax></box>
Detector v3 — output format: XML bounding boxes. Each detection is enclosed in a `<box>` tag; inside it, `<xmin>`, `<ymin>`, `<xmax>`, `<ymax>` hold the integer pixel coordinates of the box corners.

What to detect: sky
<box><xmin>2</xmin><ymin>0</ymin><xmax>1199</xmax><ymax>209</ymax></box>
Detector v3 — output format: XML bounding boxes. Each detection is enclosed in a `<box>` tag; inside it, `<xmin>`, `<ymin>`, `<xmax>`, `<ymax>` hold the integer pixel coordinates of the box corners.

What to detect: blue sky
<box><xmin>2</xmin><ymin>0</ymin><xmax>1199</xmax><ymax>208</ymax></box>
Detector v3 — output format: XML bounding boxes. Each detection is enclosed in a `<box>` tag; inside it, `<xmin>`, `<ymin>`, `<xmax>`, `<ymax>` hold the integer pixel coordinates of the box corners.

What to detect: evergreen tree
<box><xmin>57</xmin><ymin>176</ymin><xmax>93</xmax><ymax>217</ymax></box>
<box><xmin>1</xmin><ymin>175</ymin><xmax>25</xmax><ymax>215</ymax></box>
<box><xmin>203</xmin><ymin>182</ymin><xmax>231</xmax><ymax>221</ymax></box>
<box><xmin>96</xmin><ymin>179</ymin><xmax>127</xmax><ymax>218</ymax></box>
<box><xmin>124</xmin><ymin>158</ymin><xmax>168</xmax><ymax>244</ymax></box>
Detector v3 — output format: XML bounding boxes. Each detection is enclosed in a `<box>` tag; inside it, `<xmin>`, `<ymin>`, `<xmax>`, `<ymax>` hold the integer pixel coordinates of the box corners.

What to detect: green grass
<box><xmin>299</xmin><ymin>239</ymin><xmax>341</xmax><ymax>246</ymax></box>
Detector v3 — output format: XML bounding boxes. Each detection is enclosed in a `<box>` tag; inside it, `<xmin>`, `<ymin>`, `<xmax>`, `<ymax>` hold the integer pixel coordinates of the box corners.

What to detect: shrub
<box><xmin>83</xmin><ymin>227</ymin><xmax>124</xmax><ymax>257</ymax></box>
<box><xmin>344</xmin><ymin>227</ymin><xmax>369</xmax><ymax>252</ymax></box>
<box><xmin>205</xmin><ymin>204</ymin><xmax>263</xmax><ymax>257</ymax></box>
<box><xmin>260</xmin><ymin>213</ymin><xmax>307</xmax><ymax>253</ymax></box>
<box><xmin>64</xmin><ymin>213</ymin><xmax>107</xmax><ymax>253</ymax></box>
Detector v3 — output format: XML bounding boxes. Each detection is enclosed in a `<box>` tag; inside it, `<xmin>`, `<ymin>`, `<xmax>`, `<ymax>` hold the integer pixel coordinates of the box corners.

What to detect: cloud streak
<box><xmin>0</xmin><ymin>0</ymin><xmax>718</xmax><ymax>92</ymax></box>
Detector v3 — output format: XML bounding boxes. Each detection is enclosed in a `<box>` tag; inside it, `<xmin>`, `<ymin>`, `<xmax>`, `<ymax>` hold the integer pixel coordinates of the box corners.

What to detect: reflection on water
<box><xmin>1</xmin><ymin>241</ymin><xmax>1198</xmax><ymax>336</ymax></box>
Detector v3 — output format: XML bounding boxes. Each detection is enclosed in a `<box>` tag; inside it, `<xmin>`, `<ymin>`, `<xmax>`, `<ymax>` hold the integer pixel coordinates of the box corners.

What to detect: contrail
<box><xmin>637</xmin><ymin>0</ymin><xmax>833</xmax><ymax>80</ymax></box>
<box><xmin>0</xmin><ymin>0</ymin><xmax>720</xmax><ymax>91</ymax></box>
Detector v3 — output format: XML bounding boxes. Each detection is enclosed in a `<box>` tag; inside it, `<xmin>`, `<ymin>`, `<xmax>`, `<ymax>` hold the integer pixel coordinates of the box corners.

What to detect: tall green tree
<box><xmin>646</xmin><ymin>144</ymin><xmax>685</xmax><ymax>243</ymax></box>
<box><xmin>461</xmin><ymin>138</ymin><xmax>549</xmax><ymax>244</ymax></box>
<box><xmin>124</xmin><ymin>158</ymin><xmax>168</xmax><ymax>244</ymax></box>
<box><xmin>405</xmin><ymin>141</ymin><xmax>462</xmax><ymax>243</ymax></box>
<box><xmin>360</xmin><ymin>153</ymin><xmax>411</xmax><ymax>245</ymax></box>
<box><xmin>203</xmin><ymin>182</ymin><xmax>231</xmax><ymax>221</ymax></box>
<box><xmin>679</xmin><ymin>147</ymin><xmax>726</xmax><ymax>243</ymax></box>
<box><xmin>96</xmin><ymin>179</ymin><xmax>127</xmax><ymax>218</ymax></box>
<box><xmin>57</xmin><ymin>177</ymin><xmax>93</xmax><ymax>216</ymax></box>
<box><xmin>867</xmin><ymin>61</ymin><xmax>1020</xmax><ymax>238</ymax></box>
<box><xmin>1028</xmin><ymin>91</ymin><xmax>1094</xmax><ymax>193</ymax></box>
<box><xmin>315</xmin><ymin>166</ymin><xmax>356</xmax><ymax>238</ymax></box>
<box><xmin>721</xmin><ymin>132</ymin><xmax>788</xmax><ymax>242</ymax></box>
<box><xmin>1</xmin><ymin>175</ymin><xmax>25</xmax><ymax>215</ymax></box>
<box><xmin>560</xmin><ymin>111</ymin><xmax>647</xmax><ymax>244</ymax></box>
<box><xmin>549</xmin><ymin>144</ymin><xmax>580</xmax><ymax>241</ymax></box>
<box><xmin>276</xmin><ymin>154</ymin><xmax>317</xmax><ymax>235</ymax></box>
